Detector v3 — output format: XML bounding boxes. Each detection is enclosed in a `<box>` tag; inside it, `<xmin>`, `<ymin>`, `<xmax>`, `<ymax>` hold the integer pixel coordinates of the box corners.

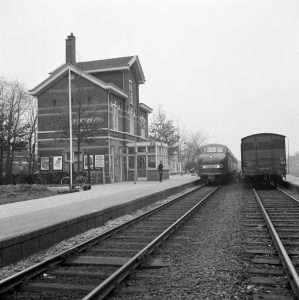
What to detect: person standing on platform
<box><xmin>158</xmin><ymin>161</ymin><xmax>163</xmax><ymax>182</ymax></box>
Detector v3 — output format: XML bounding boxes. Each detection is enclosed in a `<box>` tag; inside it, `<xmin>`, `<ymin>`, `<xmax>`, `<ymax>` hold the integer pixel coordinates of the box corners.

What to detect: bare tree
<box><xmin>0</xmin><ymin>79</ymin><xmax>30</xmax><ymax>183</ymax></box>
<box><xmin>0</xmin><ymin>80</ymin><xmax>5</xmax><ymax>183</ymax></box>
<box><xmin>23</xmin><ymin>96</ymin><xmax>38</xmax><ymax>176</ymax></box>
<box><xmin>149</xmin><ymin>107</ymin><xmax>180</xmax><ymax>155</ymax></box>
<box><xmin>181</xmin><ymin>130</ymin><xmax>206</xmax><ymax>170</ymax></box>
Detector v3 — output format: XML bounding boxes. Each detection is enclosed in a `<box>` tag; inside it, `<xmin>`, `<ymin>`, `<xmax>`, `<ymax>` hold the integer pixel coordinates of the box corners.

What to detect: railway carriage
<box><xmin>196</xmin><ymin>144</ymin><xmax>238</xmax><ymax>184</ymax></box>
<box><xmin>241</xmin><ymin>133</ymin><xmax>287</xmax><ymax>183</ymax></box>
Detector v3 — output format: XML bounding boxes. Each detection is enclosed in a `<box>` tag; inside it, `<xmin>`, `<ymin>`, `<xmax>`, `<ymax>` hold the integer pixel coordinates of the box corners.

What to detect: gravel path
<box><xmin>109</xmin><ymin>184</ymin><xmax>250</xmax><ymax>300</ymax></box>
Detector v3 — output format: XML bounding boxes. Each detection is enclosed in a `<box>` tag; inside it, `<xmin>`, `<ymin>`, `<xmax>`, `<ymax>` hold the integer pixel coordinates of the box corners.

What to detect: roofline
<box><xmin>139</xmin><ymin>102</ymin><xmax>153</xmax><ymax>113</ymax></box>
<box><xmin>85</xmin><ymin>66</ymin><xmax>129</xmax><ymax>73</ymax></box>
<box><xmin>82</xmin><ymin>55</ymin><xmax>145</xmax><ymax>84</ymax></box>
<box><xmin>128</xmin><ymin>56</ymin><xmax>136</xmax><ymax>67</ymax></box>
<box><xmin>29</xmin><ymin>64</ymin><xmax>128</xmax><ymax>98</ymax></box>
<box><xmin>200</xmin><ymin>143</ymin><xmax>229</xmax><ymax>148</ymax></box>
<box><xmin>130</xmin><ymin>55</ymin><xmax>145</xmax><ymax>83</ymax></box>
<box><xmin>241</xmin><ymin>133</ymin><xmax>285</xmax><ymax>141</ymax></box>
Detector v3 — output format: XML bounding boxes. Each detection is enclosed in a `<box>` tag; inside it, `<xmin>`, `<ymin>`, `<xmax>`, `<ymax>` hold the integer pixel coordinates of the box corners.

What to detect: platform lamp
<box><xmin>68</xmin><ymin>66</ymin><xmax>73</xmax><ymax>191</ymax></box>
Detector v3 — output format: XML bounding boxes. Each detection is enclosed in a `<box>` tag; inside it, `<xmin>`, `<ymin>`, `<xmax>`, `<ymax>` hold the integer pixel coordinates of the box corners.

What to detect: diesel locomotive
<box><xmin>241</xmin><ymin>133</ymin><xmax>287</xmax><ymax>183</ymax></box>
<box><xmin>196</xmin><ymin>144</ymin><xmax>238</xmax><ymax>184</ymax></box>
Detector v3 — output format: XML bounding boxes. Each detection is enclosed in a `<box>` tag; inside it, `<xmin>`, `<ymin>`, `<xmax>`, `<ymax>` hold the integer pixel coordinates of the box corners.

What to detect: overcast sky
<box><xmin>1</xmin><ymin>0</ymin><xmax>299</xmax><ymax>158</ymax></box>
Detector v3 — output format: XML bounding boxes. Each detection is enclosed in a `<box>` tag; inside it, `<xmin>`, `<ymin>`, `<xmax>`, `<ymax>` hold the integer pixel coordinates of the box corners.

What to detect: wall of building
<box><xmin>92</xmin><ymin>71</ymin><xmax>124</xmax><ymax>89</ymax></box>
<box><xmin>35</xmin><ymin>63</ymin><xmax>149</xmax><ymax>184</ymax></box>
<box><xmin>38</xmin><ymin>74</ymin><xmax>109</xmax><ymax>146</ymax></box>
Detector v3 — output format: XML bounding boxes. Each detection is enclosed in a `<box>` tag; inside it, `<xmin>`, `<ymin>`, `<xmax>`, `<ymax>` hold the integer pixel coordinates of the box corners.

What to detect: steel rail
<box><xmin>276</xmin><ymin>186</ymin><xmax>299</xmax><ymax>204</ymax></box>
<box><xmin>0</xmin><ymin>184</ymin><xmax>204</xmax><ymax>295</ymax></box>
<box><xmin>252</xmin><ymin>188</ymin><xmax>299</xmax><ymax>298</ymax></box>
<box><xmin>82</xmin><ymin>186</ymin><xmax>220</xmax><ymax>300</ymax></box>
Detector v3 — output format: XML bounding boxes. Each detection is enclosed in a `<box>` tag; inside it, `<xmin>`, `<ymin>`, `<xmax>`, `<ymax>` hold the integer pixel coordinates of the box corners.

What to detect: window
<box><xmin>40</xmin><ymin>157</ymin><xmax>49</xmax><ymax>170</ymax></box>
<box><xmin>128</xmin><ymin>147</ymin><xmax>135</xmax><ymax>154</ymax></box>
<box><xmin>148</xmin><ymin>155</ymin><xmax>156</xmax><ymax>168</ymax></box>
<box><xmin>128</xmin><ymin>156</ymin><xmax>135</xmax><ymax>169</ymax></box>
<box><xmin>140</xmin><ymin>115</ymin><xmax>146</xmax><ymax>138</ymax></box>
<box><xmin>52</xmin><ymin>99</ymin><xmax>57</xmax><ymax>106</ymax></box>
<box><xmin>84</xmin><ymin>154</ymin><xmax>94</xmax><ymax>169</ymax></box>
<box><xmin>120</xmin><ymin>147</ymin><xmax>127</xmax><ymax>154</ymax></box>
<box><xmin>138</xmin><ymin>146</ymin><xmax>146</xmax><ymax>153</ymax></box>
<box><xmin>111</xmin><ymin>101</ymin><xmax>120</xmax><ymax>130</ymax></box>
<box><xmin>129</xmin><ymin>80</ymin><xmax>133</xmax><ymax>105</ymax></box>
<box><xmin>129</xmin><ymin>108</ymin><xmax>134</xmax><ymax>134</ymax></box>
<box><xmin>87</xmin><ymin>96</ymin><xmax>92</xmax><ymax>105</ymax></box>
<box><xmin>73</xmin><ymin>152</ymin><xmax>82</xmax><ymax>162</ymax></box>
<box><xmin>148</xmin><ymin>146</ymin><xmax>155</xmax><ymax>153</ymax></box>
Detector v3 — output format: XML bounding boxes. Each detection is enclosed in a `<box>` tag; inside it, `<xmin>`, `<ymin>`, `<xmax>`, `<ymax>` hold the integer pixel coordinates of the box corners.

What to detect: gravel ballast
<box><xmin>110</xmin><ymin>184</ymin><xmax>250</xmax><ymax>300</ymax></box>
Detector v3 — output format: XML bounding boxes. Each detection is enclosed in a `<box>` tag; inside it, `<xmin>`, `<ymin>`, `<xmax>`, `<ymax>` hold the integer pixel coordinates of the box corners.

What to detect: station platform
<box><xmin>286</xmin><ymin>174</ymin><xmax>299</xmax><ymax>187</ymax></box>
<box><xmin>0</xmin><ymin>175</ymin><xmax>200</xmax><ymax>266</ymax></box>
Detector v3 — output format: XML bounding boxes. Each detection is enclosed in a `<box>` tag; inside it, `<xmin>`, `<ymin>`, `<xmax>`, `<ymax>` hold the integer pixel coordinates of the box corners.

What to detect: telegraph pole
<box><xmin>68</xmin><ymin>66</ymin><xmax>73</xmax><ymax>190</ymax></box>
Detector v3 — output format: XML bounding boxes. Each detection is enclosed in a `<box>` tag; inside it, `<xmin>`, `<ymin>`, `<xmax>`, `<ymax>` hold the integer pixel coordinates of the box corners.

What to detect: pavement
<box><xmin>0</xmin><ymin>175</ymin><xmax>199</xmax><ymax>242</ymax></box>
<box><xmin>286</xmin><ymin>174</ymin><xmax>299</xmax><ymax>186</ymax></box>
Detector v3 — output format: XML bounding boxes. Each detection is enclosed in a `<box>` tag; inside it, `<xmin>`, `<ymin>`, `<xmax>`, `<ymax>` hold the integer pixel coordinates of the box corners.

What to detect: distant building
<box><xmin>30</xmin><ymin>33</ymin><xmax>155</xmax><ymax>183</ymax></box>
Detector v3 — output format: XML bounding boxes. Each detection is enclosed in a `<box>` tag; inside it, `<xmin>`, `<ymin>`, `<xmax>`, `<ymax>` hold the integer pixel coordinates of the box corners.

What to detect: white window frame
<box><xmin>111</xmin><ymin>101</ymin><xmax>120</xmax><ymax>131</ymax></box>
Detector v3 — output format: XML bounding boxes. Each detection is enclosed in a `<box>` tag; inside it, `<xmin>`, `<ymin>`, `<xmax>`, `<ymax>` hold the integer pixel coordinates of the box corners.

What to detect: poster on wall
<box><xmin>40</xmin><ymin>157</ymin><xmax>49</xmax><ymax>170</ymax></box>
<box><xmin>84</xmin><ymin>154</ymin><xmax>94</xmax><ymax>169</ymax></box>
<box><xmin>53</xmin><ymin>156</ymin><xmax>63</xmax><ymax>170</ymax></box>
<box><xmin>95</xmin><ymin>155</ymin><xmax>105</xmax><ymax>168</ymax></box>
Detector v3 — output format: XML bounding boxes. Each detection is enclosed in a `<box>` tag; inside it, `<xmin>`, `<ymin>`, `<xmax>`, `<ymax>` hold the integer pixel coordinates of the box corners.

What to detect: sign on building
<box><xmin>53</xmin><ymin>156</ymin><xmax>63</xmax><ymax>170</ymax></box>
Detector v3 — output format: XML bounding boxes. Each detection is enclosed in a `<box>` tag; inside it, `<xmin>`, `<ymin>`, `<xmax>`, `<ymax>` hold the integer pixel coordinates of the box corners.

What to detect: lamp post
<box><xmin>68</xmin><ymin>66</ymin><xmax>73</xmax><ymax>191</ymax></box>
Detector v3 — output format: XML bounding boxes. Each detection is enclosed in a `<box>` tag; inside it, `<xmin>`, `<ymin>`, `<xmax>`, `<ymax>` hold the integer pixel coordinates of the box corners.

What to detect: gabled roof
<box><xmin>77</xmin><ymin>56</ymin><xmax>134</xmax><ymax>71</ymax></box>
<box><xmin>77</xmin><ymin>55</ymin><xmax>146</xmax><ymax>84</ymax></box>
<box><xmin>30</xmin><ymin>64</ymin><xmax>128</xmax><ymax>98</ymax></box>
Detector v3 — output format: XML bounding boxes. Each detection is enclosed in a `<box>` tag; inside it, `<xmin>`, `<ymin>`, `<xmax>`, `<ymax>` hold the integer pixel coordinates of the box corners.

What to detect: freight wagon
<box><xmin>241</xmin><ymin>133</ymin><xmax>287</xmax><ymax>183</ymax></box>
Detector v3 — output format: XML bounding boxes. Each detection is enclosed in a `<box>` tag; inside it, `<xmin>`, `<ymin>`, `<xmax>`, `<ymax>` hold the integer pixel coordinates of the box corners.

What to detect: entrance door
<box><xmin>137</xmin><ymin>155</ymin><xmax>146</xmax><ymax>179</ymax></box>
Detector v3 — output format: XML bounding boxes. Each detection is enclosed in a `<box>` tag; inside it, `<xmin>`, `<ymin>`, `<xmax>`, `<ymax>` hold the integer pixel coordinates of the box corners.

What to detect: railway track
<box><xmin>0</xmin><ymin>184</ymin><xmax>218</xmax><ymax>300</ymax></box>
<box><xmin>244</xmin><ymin>185</ymin><xmax>299</xmax><ymax>300</ymax></box>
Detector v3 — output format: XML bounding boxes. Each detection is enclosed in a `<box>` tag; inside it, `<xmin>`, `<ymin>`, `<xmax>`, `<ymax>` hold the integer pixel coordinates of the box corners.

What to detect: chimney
<box><xmin>65</xmin><ymin>33</ymin><xmax>76</xmax><ymax>64</ymax></box>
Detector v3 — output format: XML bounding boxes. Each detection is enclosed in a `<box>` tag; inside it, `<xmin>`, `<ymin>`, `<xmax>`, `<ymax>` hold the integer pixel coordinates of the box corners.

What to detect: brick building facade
<box><xmin>30</xmin><ymin>33</ymin><xmax>154</xmax><ymax>183</ymax></box>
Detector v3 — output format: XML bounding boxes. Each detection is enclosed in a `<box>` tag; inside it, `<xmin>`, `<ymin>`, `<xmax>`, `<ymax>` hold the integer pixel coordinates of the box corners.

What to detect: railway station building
<box><xmin>30</xmin><ymin>33</ymin><xmax>169</xmax><ymax>183</ymax></box>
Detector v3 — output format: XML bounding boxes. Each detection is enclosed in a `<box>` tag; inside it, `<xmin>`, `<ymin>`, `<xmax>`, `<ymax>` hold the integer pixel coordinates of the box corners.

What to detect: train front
<box><xmin>196</xmin><ymin>144</ymin><xmax>227</xmax><ymax>184</ymax></box>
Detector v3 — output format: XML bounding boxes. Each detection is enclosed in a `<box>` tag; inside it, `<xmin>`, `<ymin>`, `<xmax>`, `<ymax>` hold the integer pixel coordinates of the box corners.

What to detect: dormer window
<box><xmin>129</xmin><ymin>80</ymin><xmax>133</xmax><ymax>105</ymax></box>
